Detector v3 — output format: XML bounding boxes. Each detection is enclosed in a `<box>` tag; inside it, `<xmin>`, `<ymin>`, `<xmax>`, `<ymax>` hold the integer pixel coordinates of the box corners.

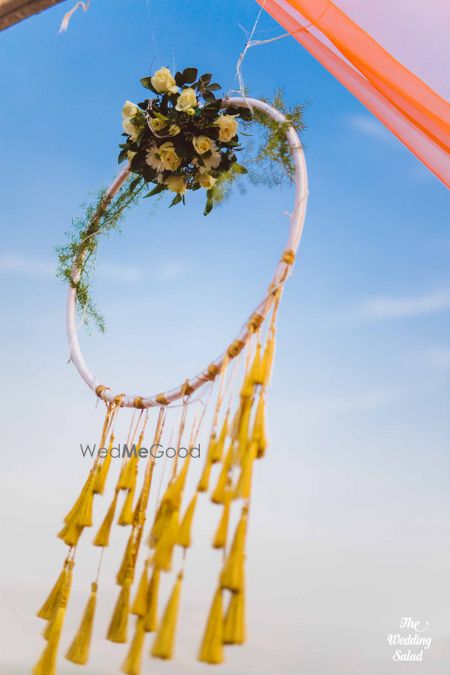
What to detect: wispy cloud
<box><xmin>426</xmin><ymin>347</ymin><xmax>450</xmax><ymax>369</ymax></box>
<box><xmin>96</xmin><ymin>262</ymin><xmax>145</xmax><ymax>283</ymax></box>
<box><xmin>305</xmin><ymin>389</ymin><xmax>398</xmax><ymax>415</ymax></box>
<box><xmin>347</xmin><ymin>114</ymin><xmax>391</xmax><ymax>141</ymax></box>
<box><xmin>358</xmin><ymin>290</ymin><xmax>450</xmax><ymax>320</ymax></box>
<box><xmin>0</xmin><ymin>253</ymin><xmax>185</xmax><ymax>285</ymax></box>
<box><xmin>0</xmin><ymin>254</ymin><xmax>54</xmax><ymax>279</ymax></box>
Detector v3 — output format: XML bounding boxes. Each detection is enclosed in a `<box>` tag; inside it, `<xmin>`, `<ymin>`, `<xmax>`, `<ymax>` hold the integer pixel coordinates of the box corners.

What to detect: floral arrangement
<box><xmin>57</xmin><ymin>67</ymin><xmax>305</xmax><ymax>330</ymax></box>
<box><xmin>119</xmin><ymin>67</ymin><xmax>252</xmax><ymax>215</ymax></box>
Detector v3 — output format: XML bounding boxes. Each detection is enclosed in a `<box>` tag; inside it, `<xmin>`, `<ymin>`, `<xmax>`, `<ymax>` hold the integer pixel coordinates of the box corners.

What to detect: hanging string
<box><xmin>232</xmin><ymin>0</ymin><xmax>292</xmax><ymax>101</ymax></box>
<box><xmin>59</xmin><ymin>0</ymin><xmax>90</xmax><ymax>33</ymax></box>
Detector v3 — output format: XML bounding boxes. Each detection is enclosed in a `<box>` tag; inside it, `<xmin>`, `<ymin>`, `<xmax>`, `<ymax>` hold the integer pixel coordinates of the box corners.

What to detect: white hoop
<box><xmin>66</xmin><ymin>97</ymin><xmax>309</xmax><ymax>408</ymax></box>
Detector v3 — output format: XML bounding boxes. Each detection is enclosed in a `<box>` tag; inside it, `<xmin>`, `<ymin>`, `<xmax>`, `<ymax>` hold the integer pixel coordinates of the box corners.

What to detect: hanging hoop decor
<box><xmin>35</xmin><ymin>66</ymin><xmax>308</xmax><ymax>675</ymax></box>
<box><xmin>66</xmin><ymin>67</ymin><xmax>308</xmax><ymax>408</ymax></box>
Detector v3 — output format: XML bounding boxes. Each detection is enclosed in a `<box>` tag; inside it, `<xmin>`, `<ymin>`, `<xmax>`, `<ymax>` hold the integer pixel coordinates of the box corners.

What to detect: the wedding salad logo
<box><xmin>387</xmin><ymin>617</ymin><xmax>432</xmax><ymax>662</ymax></box>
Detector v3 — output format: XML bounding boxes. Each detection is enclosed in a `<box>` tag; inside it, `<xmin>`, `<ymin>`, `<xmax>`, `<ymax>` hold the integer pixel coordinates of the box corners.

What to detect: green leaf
<box><xmin>207</xmin><ymin>83</ymin><xmax>221</xmax><ymax>91</ymax></box>
<box><xmin>143</xmin><ymin>183</ymin><xmax>166</xmax><ymax>198</ymax></box>
<box><xmin>175</xmin><ymin>71</ymin><xmax>185</xmax><ymax>86</ymax></box>
<box><xmin>203</xmin><ymin>91</ymin><xmax>216</xmax><ymax>103</ymax></box>
<box><xmin>233</xmin><ymin>163</ymin><xmax>248</xmax><ymax>174</ymax></box>
<box><xmin>183</xmin><ymin>67</ymin><xmax>198</xmax><ymax>83</ymax></box>
<box><xmin>169</xmin><ymin>193</ymin><xmax>183</xmax><ymax>208</ymax></box>
<box><xmin>140</xmin><ymin>77</ymin><xmax>158</xmax><ymax>93</ymax></box>
<box><xmin>203</xmin><ymin>198</ymin><xmax>214</xmax><ymax>216</ymax></box>
<box><xmin>130</xmin><ymin>152</ymin><xmax>146</xmax><ymax>172</ymax></box>
<box><xmin>118</xmin><ymin>149</ymin><xmax>128</xmax><ymax>164</ymax></box>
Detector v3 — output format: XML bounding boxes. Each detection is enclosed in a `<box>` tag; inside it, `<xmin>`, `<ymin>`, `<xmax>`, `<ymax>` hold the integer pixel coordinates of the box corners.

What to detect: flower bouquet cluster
<box><xmin>119</xmin><ymin>67</ymin><xmax>252</xmax><ymax>214</ymax></box>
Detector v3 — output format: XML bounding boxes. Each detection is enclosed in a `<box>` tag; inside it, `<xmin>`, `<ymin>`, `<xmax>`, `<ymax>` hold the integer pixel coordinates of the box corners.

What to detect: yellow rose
<box><xmin>216</xmin><ymin>114</ymin><xmax>238</xmax><ymax>142</ymax></box>
<box><xmin>122</xmin><ymin>100</ymin><xmax>138</xmax><ymax>118</ymax></box>
<box><xmin>193</xmin><ymin>135</ymin><xmax>213</xmax><ymax>155</ymax></box>
<box><xmin>198</xmin><ymin>173</ymin><xmax>216</xmax><ymax>189</ymax></box>
<box><xmin>149</xmin><ymin>117</ymin><xmax>167</xmax><ymax>133</ymax></box>
<box><xmin>151</xmin><ymin>67</ymin><xmax>179</xmax><ymax>94</ymax></box>
<box><xmin>166</xmin><ymin>175</ymin><xmax>186</xmax><ymax>194</ymax></box>
<box><xmin>158</xmin><ymin>141</ymin><xmax>181</xmax><ymax>171</ymax></box>
<box><xmin>175</xmin><ymin>87</ymin><xmax>198</xmax><ymax>112</ymax></box>
<box><xmin>169</xmin><ymin>124</ymin><xmax>181</xmax><ymax>136</ymax></box>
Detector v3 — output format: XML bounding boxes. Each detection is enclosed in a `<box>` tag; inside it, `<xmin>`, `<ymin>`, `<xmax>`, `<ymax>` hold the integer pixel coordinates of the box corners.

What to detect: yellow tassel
<box><xmin>122</xmin><ymin>617</ymin><xmax>146</xmax><ymax>675</ymax></box>
<box><xmin>133</xmin><ymin>459</ymin><xmax>155</xmax><ymax>527</ymax></box>
<box><xmin>239</xmin><ymin>370</ymin><xmax>253</xmax><ymax>399</ymax></box>
<box><xmin>65</xmin><ymin>582</ymin><xmax>97</xmax><ymax>665</ymax></box>
<box><xmin>151</xmin><ymin>572</ymin><xmax>183</xmax><ymax>660</ymax></box>
<box><xmin>250</xmin><ymin>342</ymin><xmax>264</xmax><ymax>385</ymax></box>
<box><xmin>64</xmin><ymin>471</ymin><xmax>95</xmax><ymax>529</ymax></box>
<box><xmin>107</xmin><ymin>573</ymin><xmax>131</xmax><ymax>643</ymax></box>
<box><xmin>33</xmin><ymin>562</ymin><xmax>73</xmax><ymax>675</ymax></box>
<box><xmin>261</xmin><ymin>333</ymin><xmax>275</xmax><ymax>386</ymax></box>
<box><xmin>223</xmin><ymin>588</ymin><xmax>246</xmax><ymax>645</ymax></box>
<box><xmin>220</xmin><ymin>508</ymin><xmax>247</xmax><ymax>593</ymax></box>
<box><xmin>252</xmin><ymin>391</ymin><xmax>268</xmax><ymax>458</ymax></box>
<box><xmin>93</xmin><ymin>490</ymin><xmax>118</xmax><ymax>547</ymax></box>
<box><xmin>57</xmin><ymin>521</ymin><xmax>84</xmax><ymax>547</ymax></box>
<box><xmin>207</xmin><ymin>432</ymin><xmax>217</xmax><ymax>465</ymax></box>
<box><xmin>211</xmin><ymin>444</ymin><xmax>233</xmax><ymax>504</ymax></box>
<box><xmin>153</xmin><ymin>509</ymin><xmax>179</xmax><ymax>571</ymax></box>
<box><xmin>176</xmin><ymin>494</ymin><xmax>197</xmax><ymax>548</ymax></box>
<box><xmin>43</xmin><ymin>560</ymin><xmax>74</xmax><ymax>641</ymax></box>
<box><xmin>164</xmin><ymin>455</ymin><xmax>191</xmax><ymax>509</ymax></box>
<box><xmin>143</xmin><ymin>568</ymin><xmax>160</xmax><ymax>632</ymax></box>
<box><xmin>94</xmin><ymin>432</ymin><xmax>114</xmax><ymax>494</ymax></box>
<box><xmin>131</xmin><ymin>567</ymin><xmax>148</xmax><ymax>617</ymax></box>
<box><xmin>117</xmin><ymin>453</ymin><xmax>138</xmax><ymax>491</ymax></box>
<box><xmin>198</xmin><ymin>587</ymin><xmax>224</xmax><ymax>664</ymax></box>
<box><xmin>237</xmin><ymin>399</ymin><xmax>253</xmax><ymax>463</ymax></box>
<box><xmin>33</xmin><ymin>606</ymin><xmax>65</xmax><ymax>675</ymax></box>
<box><xmin>197</xmin><ymin>455</ymin><xmax>212</xmax><ymax>492</ymax></box>
<box><xmin>212</xmin><ymin>489</ymin><xmax>231</xmax><ymax>549</ymax></box>
<box><xmin>212</xmin><ymin>413</ymin><xmax>228</xmax><ymax>464</ymax></box>
<box><xmin>118</xmin><ymin>486</ymin><xmax>136</xmax><ymax>526</ymax></box>
<box><xmin>63</xmin><ymin>472</ymin><xmax>92</xmax><ymax>524</ymax></box>
<box><xmin>117</xmin><ymin>532</ymin><xmax>135</xmax><ymax>585</ymax></box>
<box><xmin>36</xmin><ymin>563</ymin><xmax>66</xmax><ymax>620</ymax></box>
<box><xmin>233</xmin><ymin>441</ymin><xmax>257</xmax><ymax>500</ymax></box>
<box><xmin>149</xmin><ymin>500</ymin><xmax>169</xmax><ymax>547</ymax></box>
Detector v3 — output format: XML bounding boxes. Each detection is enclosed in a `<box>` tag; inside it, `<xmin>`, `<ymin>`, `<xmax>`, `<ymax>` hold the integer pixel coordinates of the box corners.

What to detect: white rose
<box><xmin>166</xmin><ymin>175</ymin><xmax>186</xmax><ymax>194</ymax></box>
<box><xmin>122</xmin><ymin>117</ymin><xmax>141</xmax><ymax>141</ymax></box>
<box><xmin>151</xmin><ymin>67</ymin><xmax>178</xmax><ymax>94</ymax></box>
<box><xmin>193</xmin><ymin>135</ymin><xmax>213</xmax><ymax>155</ymax></box>
<box><xmin>122</xmin><ymin>100</ymin><xmax>138</xmax><ymax>118</ymax></box>
<box><xmin>216</xmin><ymin>114</ymin><xmax>238</xmax><ymax>142</ymax></box>
<box><xmin>175</xmin><ymin>88</ymin><xmax>198</xmax><ymax>112</ymax></box>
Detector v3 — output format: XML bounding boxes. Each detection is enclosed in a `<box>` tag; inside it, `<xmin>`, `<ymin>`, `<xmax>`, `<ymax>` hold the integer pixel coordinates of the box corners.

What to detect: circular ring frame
<box><xmin>67</xmin><ymin>97</ymin><xmax>309</xmax><ymax>408</ymax></box>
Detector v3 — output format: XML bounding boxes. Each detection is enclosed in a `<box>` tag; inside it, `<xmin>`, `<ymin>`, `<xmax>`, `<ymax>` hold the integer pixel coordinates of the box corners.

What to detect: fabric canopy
<box><xmin>258</xmin><ymin>0</ymin><xmax>450</xmax><ymax>187</ymax></box>
<box><xmin>0</xmin><ymin>0</ymin><xmax>65</xmax><ymax>30</ymax></box>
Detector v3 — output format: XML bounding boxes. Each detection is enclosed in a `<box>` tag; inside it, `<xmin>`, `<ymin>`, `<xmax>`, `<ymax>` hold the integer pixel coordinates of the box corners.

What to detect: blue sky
<box><xmin>0</xmin><ymin>2</ymin><xmax>449</xmax><ymax>674</ymax></box>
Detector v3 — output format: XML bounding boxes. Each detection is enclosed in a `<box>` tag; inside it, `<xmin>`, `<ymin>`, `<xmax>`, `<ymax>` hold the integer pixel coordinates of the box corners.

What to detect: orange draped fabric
<box><xmin>258</xmin><ymin>0</ymin><xmax>450</xmax><ymax>187</ymax></box>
